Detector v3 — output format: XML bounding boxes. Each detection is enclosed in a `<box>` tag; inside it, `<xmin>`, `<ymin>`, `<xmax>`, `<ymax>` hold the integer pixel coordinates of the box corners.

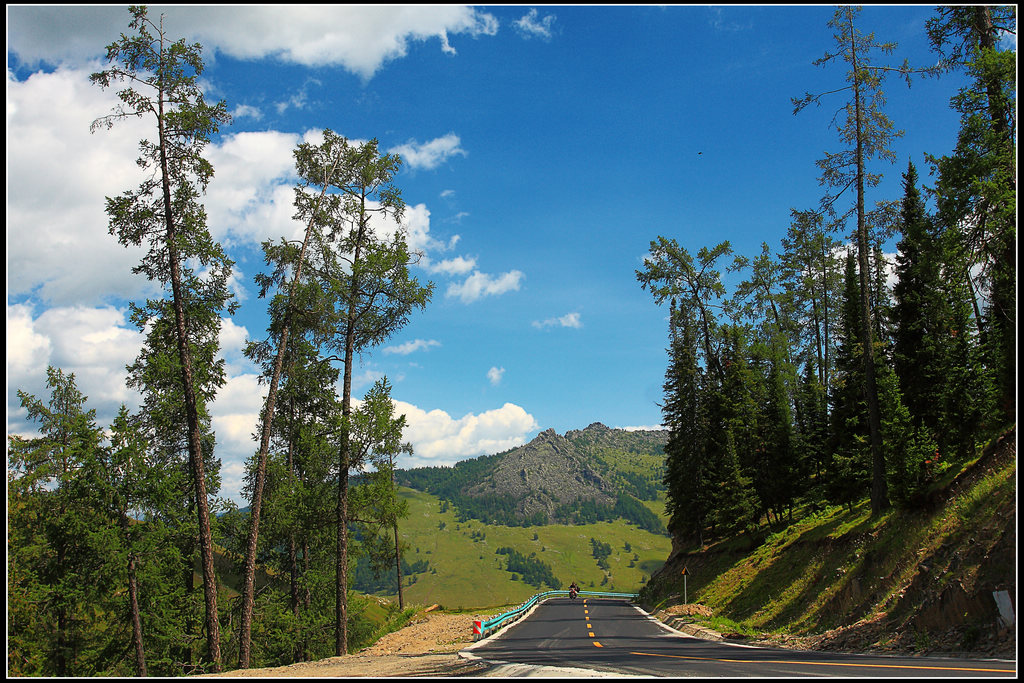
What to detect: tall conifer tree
<box><xmin>793</xmin><ymin>6</ymin><xmax>927</xmax><ymax>512</ymax></box>
<box><xmin>91</xmin><ymin>7</ymin><xmax>232</xmax><ymax>667</ymax></box>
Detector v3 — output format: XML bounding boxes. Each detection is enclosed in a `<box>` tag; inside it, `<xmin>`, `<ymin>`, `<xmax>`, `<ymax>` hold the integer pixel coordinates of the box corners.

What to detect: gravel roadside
<box><xmin>194</xmin><ymin>611</ymin><xmax>492</xmax><ymax>678</ymax></box>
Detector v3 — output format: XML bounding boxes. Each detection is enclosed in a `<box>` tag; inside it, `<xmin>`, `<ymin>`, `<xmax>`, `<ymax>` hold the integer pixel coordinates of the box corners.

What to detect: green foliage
<box><xmin>590</xmin><ymin>538</ymin><xmax>612</xmax><ymax>560</ymax></box>
<box><xmin>641</xmin><ymin>437</ymin><xmax>1014</xmax><ymax>647</ymax></box>
<box><xmin>350</xmin><ymin>554</ymin><xmax>430</xmax><ymax>594</ymax></box>
<box><xmin>551</xmin><ymin>493</ymin><xmax>666</xmax><ymax>534</ymax></box>
<box><xmin>639</xmin><ymin>8</ymin><xmax>1008</xmax><ymax>547</ymax></box>
<box><xmin>495</xmin><ymin>548</ymin><xmax>561</xmax><ymax>590</ymax></box>
<box><xmin>90</xmin><ymin>6</ymin><xmax>235</xmax><ymax>669</ymax></box>
<box><xmin>8</xmin><ymin>369</ymin><xmax>193</xmax><ymax>677</ymax></box>
<box><xmin>925</xmin><ymin>6</ymin><xmax>1016</xmax><ymax>423</ymax></box>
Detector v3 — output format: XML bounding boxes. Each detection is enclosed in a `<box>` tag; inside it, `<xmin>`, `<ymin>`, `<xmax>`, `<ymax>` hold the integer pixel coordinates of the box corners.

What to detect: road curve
<box><xmin>462</xmin><ymin>597</ymin><xmax>1017</xmax><ymax>678</ymax></box>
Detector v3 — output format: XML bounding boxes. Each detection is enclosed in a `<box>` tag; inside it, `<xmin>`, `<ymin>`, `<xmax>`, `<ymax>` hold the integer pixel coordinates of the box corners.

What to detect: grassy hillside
<box><xmin>638</xmin><ymin>427</ymin><xmax>1016</xmax><ymax>655</ymax></box>
<box><xmin>386</xmin><ymin>487</ymin><xmax>672</xmax><ymax>610</ymax></box>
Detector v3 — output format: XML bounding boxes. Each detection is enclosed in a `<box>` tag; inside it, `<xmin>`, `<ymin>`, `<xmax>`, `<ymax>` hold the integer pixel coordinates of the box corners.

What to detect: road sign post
<box><xmin>681</xmin><ymin>567</ymin><xmax>688</xmax><ymax>604</ymax></box>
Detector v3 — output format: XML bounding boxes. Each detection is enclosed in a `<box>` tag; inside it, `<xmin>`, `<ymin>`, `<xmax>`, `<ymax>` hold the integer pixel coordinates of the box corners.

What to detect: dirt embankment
<box><xmin>195</xmin><ymin>611</ymin><xmax>489</xmax><ymax>678</ymax></box>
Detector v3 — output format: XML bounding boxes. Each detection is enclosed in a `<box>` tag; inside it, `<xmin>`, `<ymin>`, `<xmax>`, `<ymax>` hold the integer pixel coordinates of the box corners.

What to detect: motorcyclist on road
<box><xmin>569</xmin><ymin>581</ymin><xmax>580</xmax><ymax>599</ymax></box>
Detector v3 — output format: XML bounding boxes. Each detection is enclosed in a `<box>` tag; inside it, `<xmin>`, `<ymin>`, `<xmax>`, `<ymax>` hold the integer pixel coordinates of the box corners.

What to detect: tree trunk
<box><xmin>238</xmin><ymin>154</ymin><xmax>343</xmax><ymax>668</ymax></box>
<box><xmin>56</xmin><ymin>541</ymin><xmax>69</xmax><ymax>677</ymax></box>
<box><xmin>335</xmin><ymin>461</ymin><xmax>350</xmax><ymax>655</ymax></box>
<box><xmin>303</xmin><ymin>538</ymin><xmax>311</xmax><ymax>661</ymax></box>
<box><xmin>849</xmin><ymin>28</ymin><xmax>889</xmax><ymax>514</ymax></box>
<box><xmin>819</xmin><ymin>236</ymin><xmax>832</xmax><ymax>393</ymax></box>
<box><xmin>336</xmin><ymin>189</ymin><xmax>371</xmax><ymax>656</ymax></box>
<box><xmin>157</xmin><ymin>57</ymin><xmax>221</xmax><ymax>671</ymax></box>
<box><xmin>127</xmin><ymin>552</ymin><xmax>147</xmax><ymax>677</ymax></box>
<box><xmin>394</xmin><ymin>523</ymin><xmax>404</xmax><ymax>610</ymax></box>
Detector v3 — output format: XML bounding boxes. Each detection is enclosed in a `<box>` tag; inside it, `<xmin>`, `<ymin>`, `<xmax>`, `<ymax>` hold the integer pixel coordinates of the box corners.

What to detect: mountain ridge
<box><xmin>396</xmin><ymin>422</ymin><xmax>669</xmax><ymax>530</ymax></box>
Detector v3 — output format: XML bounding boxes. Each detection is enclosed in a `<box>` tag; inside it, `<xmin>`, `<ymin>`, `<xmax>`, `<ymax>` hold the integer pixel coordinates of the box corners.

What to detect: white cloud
<box><xmin>7</xmin><ymin>6</ymin><xmax>500</xmax><ymax>80</ymax></box>
<box><xmin>388</xmin><ymin>133</ymin><xmax>467</xmax><ymax>171</ymax></box>
<box><xmin>6</xmin><ymin>67</ymin><xmax>162</xmax><ymax>307</ymax></box>
<box><xmin>446</xmin><ymin>270</ymin><xmax>525</xmax><ymax>303</ymax></box>
<box><xmin>209</xmin><ymin>372</ymin><xmax>265</xmax><ymax>454</ymax></box>
<box><xmin>383</xmin><ymin>339</ymin><xmax>442</xmax><ymax>356</ymax></box>
<box><xmin>392</xmin><ymin>400</ymin><xmax>538</xmax><ymax>467</ymax></box>
<box><xmin>384</xmin><ymin>203</ymin><xmax>461</xmax><ymax>259</ymax></box>
<box><xmin>231</xmin><ymin>104</ymin><xmax>263</xmax><ymax>120</ymax></box>
<box><xmin>487</xmin><ymin>366</ymin><xmax>506</xmax><ymax>386</ymax></box>
<box><xmin>7</xmin><ymin>303</ymin><xmax>144</xmax><ymax>435</ymax></box>
<box><xmin>619</xmin><ymin>424</ymin><xmax>668</xmax><ymax>432</ymax></box>
<box><xmin>428</xmin><ymin>256</ymin><xmax>478</xmax><ymax>277</ymax></box>
<box><xmin>532</xmin><ymin>312</ymin><xmax>583</xmax><ymax>330</ymax></box>
<box><xmin>204</xmin><ymin>130</ymin><xmax>304</xmax><ymax>245</ymax></box>
<box><xmin>6</xmin><ymin>68</ymin><xmax>307</xmax><ymax>306</ymax></box>
<box><xmin>515</xmin><ymin>9</ymin><xmax>557</xmax><ymax>40</ymax></box>
<box><xmin>6</xmin><ymin>305</ymin><xmax>55</xmax><ymax>403</ymax></box>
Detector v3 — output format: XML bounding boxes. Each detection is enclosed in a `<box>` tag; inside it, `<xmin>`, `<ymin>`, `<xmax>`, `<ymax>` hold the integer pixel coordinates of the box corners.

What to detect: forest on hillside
<box><xmin>6</xmin><ymin>5</ymin><xmax>1015</xmax><ymax>679</ymax></box>
<box><xmin>638</xmin><ymin>6</ymin><xmax>1015</xmax><ymax>547</ymax></box>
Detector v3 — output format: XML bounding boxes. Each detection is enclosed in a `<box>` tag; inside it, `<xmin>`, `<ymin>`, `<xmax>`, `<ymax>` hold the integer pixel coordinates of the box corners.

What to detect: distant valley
<box><xmin>354</xmin><ymin>423</ymin><xmax>674</xmax><ymax>607</ymax></box>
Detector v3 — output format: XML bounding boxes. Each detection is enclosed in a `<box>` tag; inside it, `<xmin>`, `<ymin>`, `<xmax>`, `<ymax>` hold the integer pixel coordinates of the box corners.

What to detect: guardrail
<box><xmin>472</xmin><ymin>590</ymin><xmax>637</xmax><ymax>640</ymax></box>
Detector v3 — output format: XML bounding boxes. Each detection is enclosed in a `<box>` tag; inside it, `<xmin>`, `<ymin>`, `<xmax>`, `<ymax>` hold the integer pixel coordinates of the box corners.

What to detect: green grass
<box><xmin>388</xmin><ymin>487</ymin><xmax>672</xmax><ymax>609</ymax></box>
<box><xmin>640</xmin><ymin>435</ymin><xmax>1016</xmax><ymax>642</ymax></box>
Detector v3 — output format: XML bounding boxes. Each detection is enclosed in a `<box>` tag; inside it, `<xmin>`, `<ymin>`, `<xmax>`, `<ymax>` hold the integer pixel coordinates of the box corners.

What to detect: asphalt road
<box><xmin>464</xmin><ymin>597</ymin><xmax>1017</xmax><ymax>678</ymax></box>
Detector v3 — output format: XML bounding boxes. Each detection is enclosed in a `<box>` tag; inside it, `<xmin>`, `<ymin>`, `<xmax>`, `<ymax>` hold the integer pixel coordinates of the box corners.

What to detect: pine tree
<box><xmin>892</xmin><ymin>162</ymin><xmax>949</xmax><ymax>440</ymax></box>
<box><xmin>90</xmin><ymin>7</ymin><xmax>232</xmax><ymax>667</ymax></box>
<box><xmin>712</xmin><ymin>325</ymin><xmax>761</xmax><ymax>533</ymax></box>
<box><xmin>347</xmin><ymin>378</ymin><xmax>414</xmax><ymax>610</ymax></box>
<box><xmin>659</xmin><ymin>304</ymin><xmax>710</xmax><ymax>545</ymax></box>
<box><xmin>793</xmin><ymin>6</ymin><xmax>928</xmax><ymax>512</ymax></box>
<box><xmin>310</xmin><ymin>136</ymin><xmax>433</xmax><ymax>655</ymax></box>
<box><xmin>638</xmin><ymin>241</ymin><xmax>734</xmax><ymax>544</ymax></box>
<box><xmin>936</xmin><ymin>224</ymin><xmax>998</xmax><ymax>460</ymax></box>
<box><xmin>237</xmin><ymin>130</ymin><xmax>351</xmax><ymax>669</ymax></box>
<box><xmin>793</xmin><ymin>354</ymin><xmax>829</xmax><ymax>501</ymax></box>
<box><xmin>926</xmin><ymin>5</ymin><xmax>1016</xmax><ymax>423</ymax></box>
<box><xmin>8</xmin><ymin>368</ymin><xmax>109</xmax><ymax>676</ymax></box>
<box><xmin>781</xmin><ymin>209</ymin><xmax>843</xmax><ymax>396</ymax></box>
<box><xmin>826</xmin><ymin>253</ymin><xmax>871</xmax><ymax>511</ymax></box>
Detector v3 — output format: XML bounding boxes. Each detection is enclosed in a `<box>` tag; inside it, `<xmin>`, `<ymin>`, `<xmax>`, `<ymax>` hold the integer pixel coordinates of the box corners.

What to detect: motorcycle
<box><xmin>569</xmin><ymin>586</ymin><xmax>579</xmax><ymax>600</ymax></box>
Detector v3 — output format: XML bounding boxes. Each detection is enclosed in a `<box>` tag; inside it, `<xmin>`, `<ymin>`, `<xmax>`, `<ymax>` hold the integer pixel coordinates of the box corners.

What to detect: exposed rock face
<box><xmin>464</xmin><ymin>427</ymin><xmax>616</xmax><ymax>519</ymax></box>
<box><xmin>565</xmin><ymin>422</ymin><xmax>668</xmax><ymax>454</ymax></box>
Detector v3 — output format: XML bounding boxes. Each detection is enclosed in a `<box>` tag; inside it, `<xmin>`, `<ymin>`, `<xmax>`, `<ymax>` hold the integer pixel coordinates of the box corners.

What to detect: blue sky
<box><xmin>7</xmin><ymin>5</ymin><xmax>993</xmax><ymax>505</ymax></box>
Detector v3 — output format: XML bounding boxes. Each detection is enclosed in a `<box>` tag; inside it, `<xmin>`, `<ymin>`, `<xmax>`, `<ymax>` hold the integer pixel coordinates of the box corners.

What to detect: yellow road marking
<box><xmin>628</xmin><ymin>651</ymin><xmax>1016</xmax><ymax>674</ymax></box>
<box><xmin>589</xmin><ymin>632</ymin><xmax>595</xmax><ymax>638</ymax></box>
<box><xmin>593</xmin><ymin>642</ymin><xmax>603</xmax><ymax>648</ymax></box>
